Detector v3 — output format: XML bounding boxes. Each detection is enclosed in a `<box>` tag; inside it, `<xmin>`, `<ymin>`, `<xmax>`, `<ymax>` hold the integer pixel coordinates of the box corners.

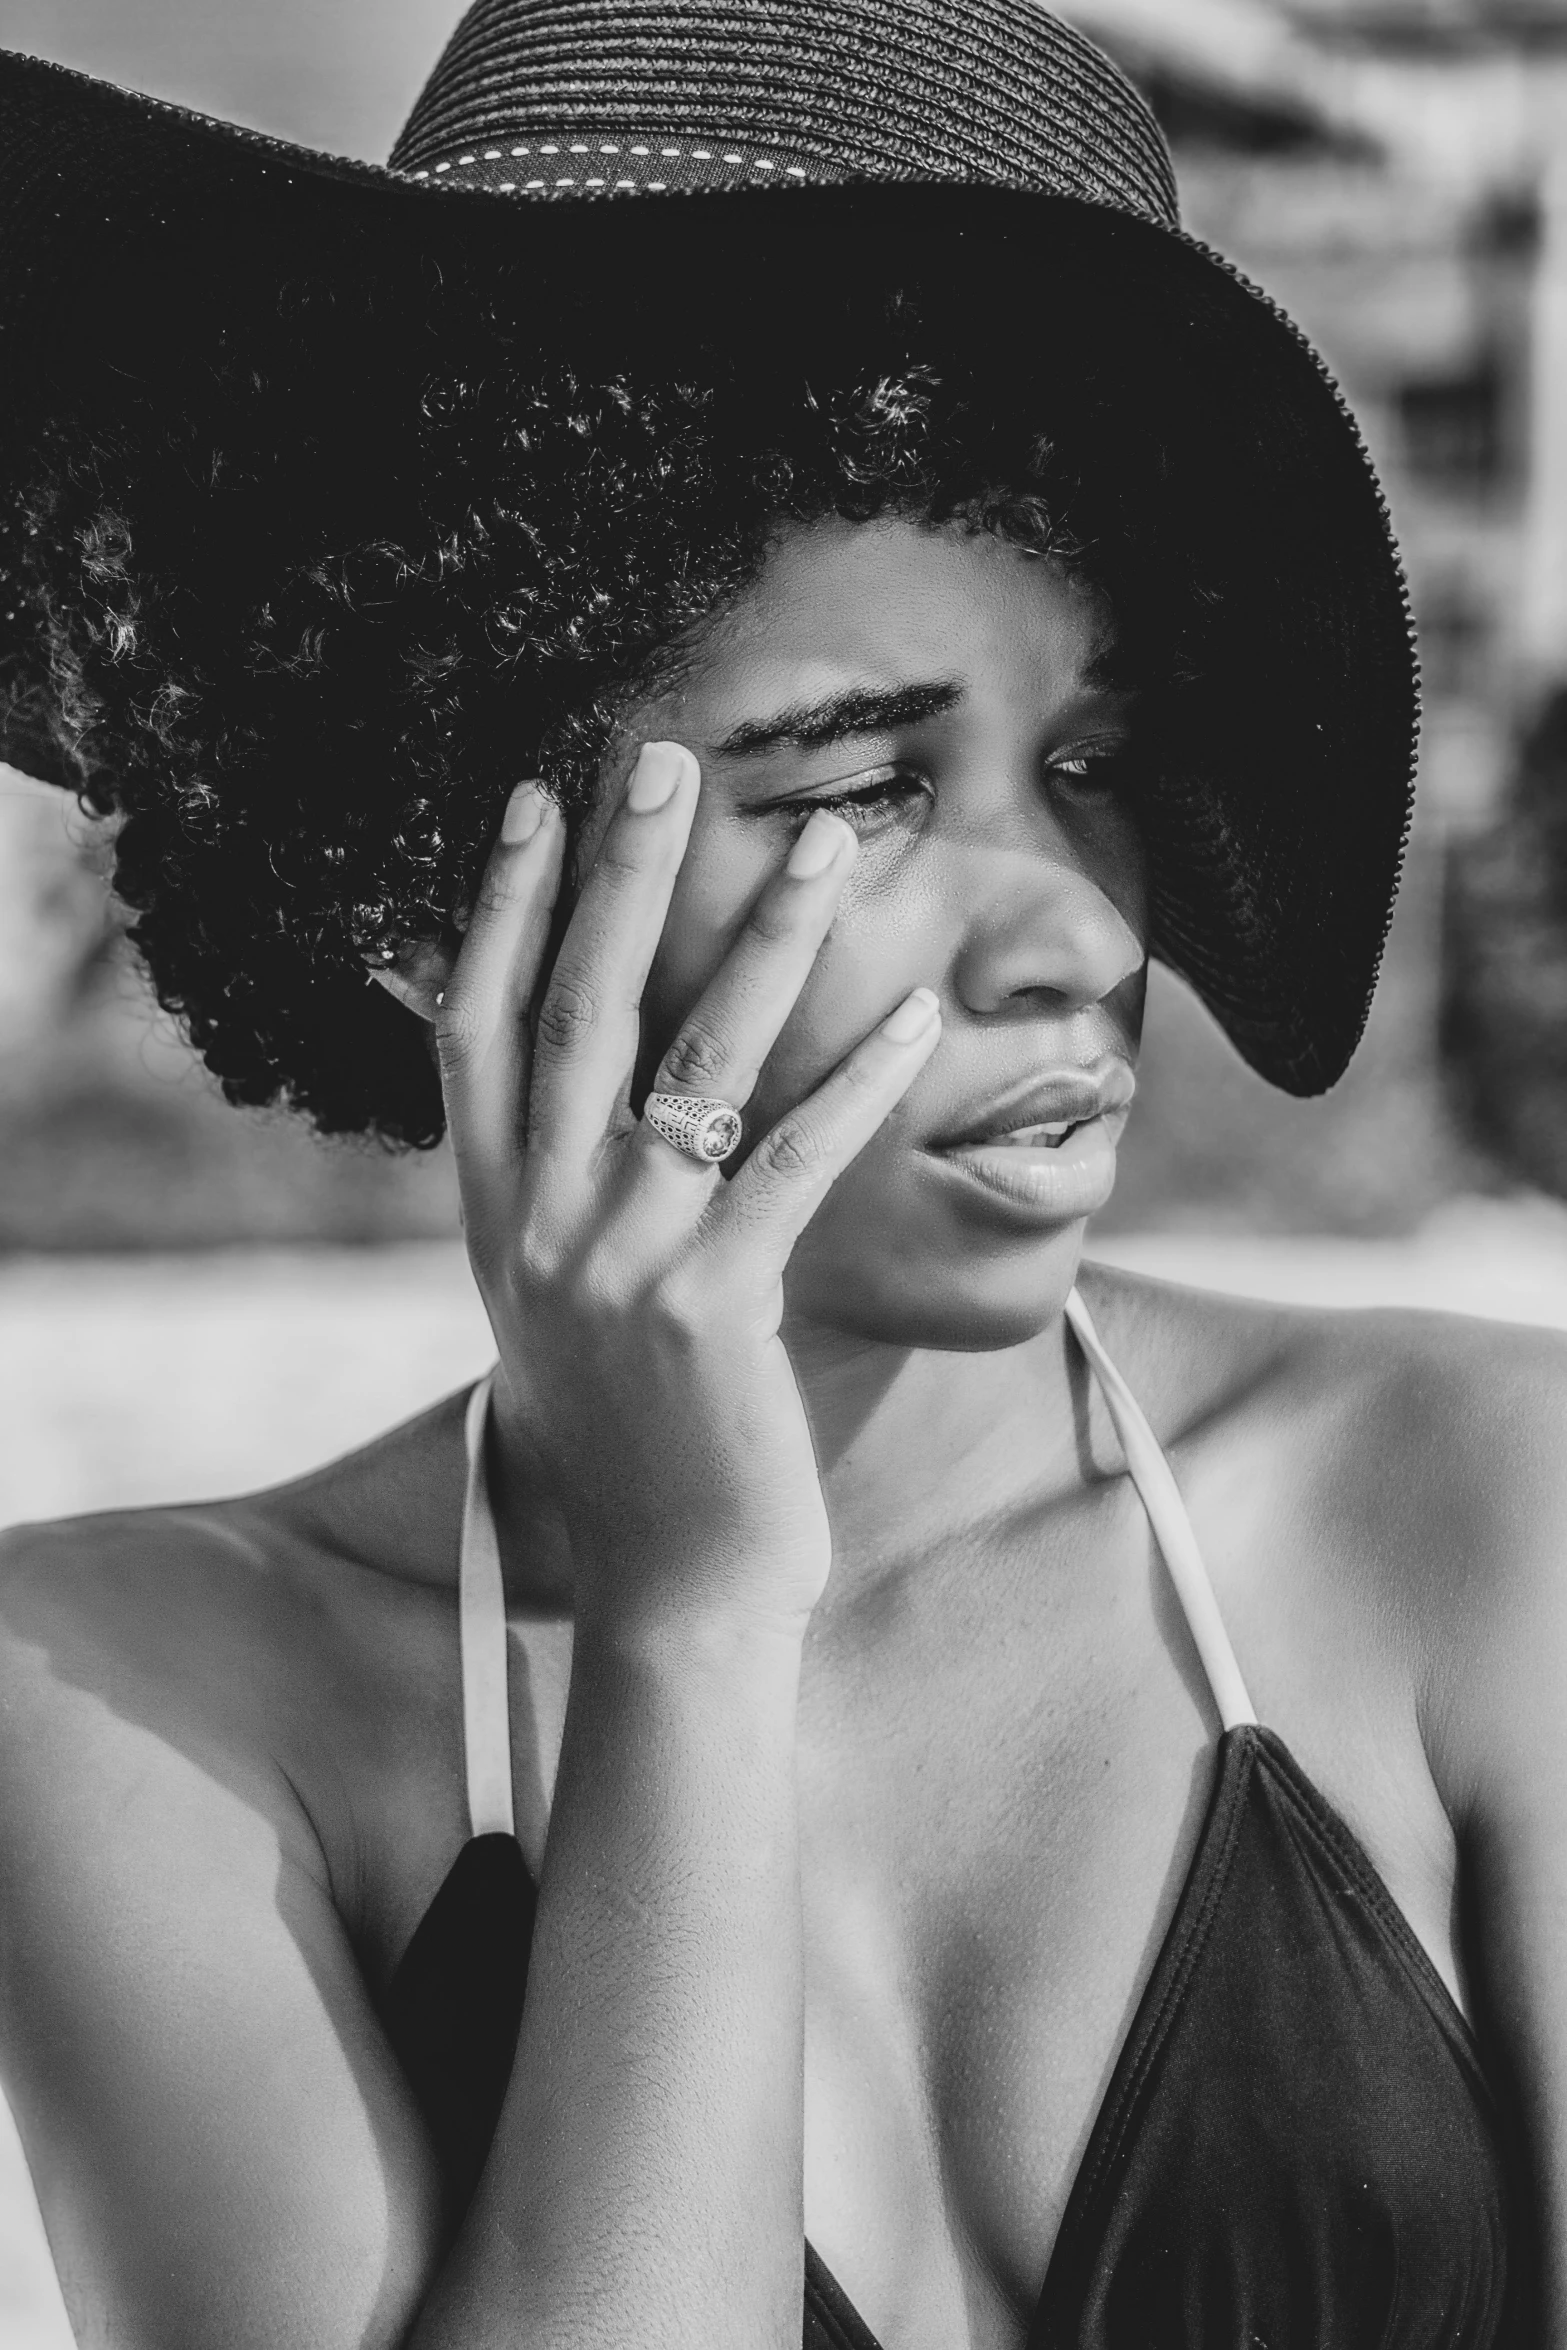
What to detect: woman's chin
<box><xmin>785</xmin><ymin>1202</ymin><xmax>1092</xmax><ymax>1352</ymax></box>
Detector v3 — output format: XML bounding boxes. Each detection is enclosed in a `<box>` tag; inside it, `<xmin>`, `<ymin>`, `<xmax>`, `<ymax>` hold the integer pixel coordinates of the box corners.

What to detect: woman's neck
<box><xmin>782</xmin><ymin>1304</ymin><xmax>1089</xmax><ymax>1600</ymax></box>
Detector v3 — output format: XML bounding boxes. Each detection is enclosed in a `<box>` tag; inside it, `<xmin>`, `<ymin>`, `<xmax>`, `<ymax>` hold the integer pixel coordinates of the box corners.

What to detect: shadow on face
<box><xmin>591</xmin><ymin>513</ymin><xmax>1149</xmax><ymax>1353</ymax></box>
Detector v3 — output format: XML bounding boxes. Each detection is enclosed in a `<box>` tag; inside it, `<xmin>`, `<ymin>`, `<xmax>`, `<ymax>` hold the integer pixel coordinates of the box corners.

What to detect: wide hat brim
<box><xmin>0</xmin><ymin>46</ymin><xmax>1418</xmax><ymax>1097</ymax></box>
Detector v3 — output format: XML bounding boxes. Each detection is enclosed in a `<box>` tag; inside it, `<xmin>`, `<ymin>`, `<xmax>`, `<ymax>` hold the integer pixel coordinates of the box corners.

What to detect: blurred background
<box><xmin>4</xmin><ymin>1</ymin><xmax>1567</xmax><ymax>2341</ymax></box>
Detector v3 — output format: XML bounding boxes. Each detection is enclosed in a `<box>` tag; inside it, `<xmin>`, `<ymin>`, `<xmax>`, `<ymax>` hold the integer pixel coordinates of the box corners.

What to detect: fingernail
<box><xmin>627</xmin><ymin>741</ymin><xmax>691</xmax><ymax>813</ymax></box>
<box><xmin>502</xmin><ymin>782</ymin><xmax>546</xmax><ymax>844</ymax></box>
<box><xmin>881</xmin><ymin>987</ymin><xmax>941</xmax><ymax>1044</ymax></box>
<box><xmin>787</xmin><ymin>808</ymin><xmax>854</xmax><ymax>880</ymax></box>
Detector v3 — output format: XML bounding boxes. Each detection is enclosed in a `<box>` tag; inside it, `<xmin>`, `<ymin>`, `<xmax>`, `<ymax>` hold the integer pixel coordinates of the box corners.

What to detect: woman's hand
<box><xmin>427</xmin><ymin>742</ymin><xmax>940</xmax><ymax>1639</ymax></box>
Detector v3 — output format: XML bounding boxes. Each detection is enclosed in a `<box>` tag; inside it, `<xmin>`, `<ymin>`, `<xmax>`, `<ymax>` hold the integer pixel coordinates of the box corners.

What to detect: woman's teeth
<box><xmin>988</xmin><ymin>1120</ymin><xmax>1083</xmax><ymax>1150</ymax></box>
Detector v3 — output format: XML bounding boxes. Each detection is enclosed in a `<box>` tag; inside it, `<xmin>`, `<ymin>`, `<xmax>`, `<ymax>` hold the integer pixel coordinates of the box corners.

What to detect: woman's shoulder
<box><xmin>1079</xmin><ymin>1252</ymin><xmax>1567</xmax><ymax>1467</ymax></box>
<box><xmin>0</xmin><ymin>1387</ymin><xmax>473</xmax><ymax>1881</ymax></box>
<box><xmin>1078</xmin><ymin>1256</ymin><xmax>1567</xmax><ymax>1705</ymax></box>
<box><xmin>0</xmin><ymin>1381</ymin><xmax>471</xmax><ymax>1659</ymax></box>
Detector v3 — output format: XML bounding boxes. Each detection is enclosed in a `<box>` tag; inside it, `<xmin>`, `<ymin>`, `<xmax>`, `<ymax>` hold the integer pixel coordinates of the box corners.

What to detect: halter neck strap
<box><xmin>1064</xmin><ymin>1289</ymin><xmax>1257</xmax><ymax>1733</ymax></box>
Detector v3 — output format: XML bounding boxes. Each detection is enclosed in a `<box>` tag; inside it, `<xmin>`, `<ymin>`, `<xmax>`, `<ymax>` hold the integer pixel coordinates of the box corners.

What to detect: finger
<box><xmin>437</xmin><ymin>781</ymin><xmax>566</xmax><ymax>1196</ymax></box>
<box><xmin>636</xmin><ymin>808</ymin><xmax>858</xmax><ymax>1172</ymax></box>
<box><xmin>525</xmin><ymin>740</ymin><xmax>699</xmax><ymax>1165</ymax></box>
<box><xmin>712</xmin><ymin>987</ymin><xmax>943</xmax><ymax>1261</ymax></box>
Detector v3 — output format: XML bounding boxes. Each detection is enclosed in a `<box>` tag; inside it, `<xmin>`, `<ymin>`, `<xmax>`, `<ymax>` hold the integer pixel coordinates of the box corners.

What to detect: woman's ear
<box><xmin>364</xmin><ymin>936</ymin><xmax>456</xmax><ymax>1024</ymax></box>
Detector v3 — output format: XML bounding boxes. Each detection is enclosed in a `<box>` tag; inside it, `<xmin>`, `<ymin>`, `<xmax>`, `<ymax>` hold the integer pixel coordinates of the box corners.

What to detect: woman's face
<box><xmin>582</xmin><ymin>514</ymin><xmax>1147</xmax><ymax>1351</ymax></box>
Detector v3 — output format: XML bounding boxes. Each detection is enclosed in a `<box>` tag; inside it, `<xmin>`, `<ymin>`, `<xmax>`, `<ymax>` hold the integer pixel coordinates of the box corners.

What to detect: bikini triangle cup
<box><xmin>456</xmin><ymin>1288</ymin><xmax>1259</xmax><ymax>1864</ymax></box>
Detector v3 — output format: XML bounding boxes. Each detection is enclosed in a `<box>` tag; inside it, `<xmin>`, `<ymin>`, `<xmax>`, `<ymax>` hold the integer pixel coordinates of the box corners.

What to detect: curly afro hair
<box><xmin>18</xmin><ymin>219</ymin><xmax>1202</xmax><ymax>1146</ymax></box>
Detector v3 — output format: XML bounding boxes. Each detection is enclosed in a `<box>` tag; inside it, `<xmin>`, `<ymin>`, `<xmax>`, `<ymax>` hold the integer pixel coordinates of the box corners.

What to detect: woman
<box><xmin>0</xmin><ymin>4</ymin><xmax>1557</xmax><ymax>2346</ymax></box>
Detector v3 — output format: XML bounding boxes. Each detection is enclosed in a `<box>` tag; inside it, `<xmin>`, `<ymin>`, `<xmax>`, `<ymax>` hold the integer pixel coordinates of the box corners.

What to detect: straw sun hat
<box><xmin>0</xmin><ymin>0</ymin><xmax>1418</xmax><ymax>1095</ymax></box>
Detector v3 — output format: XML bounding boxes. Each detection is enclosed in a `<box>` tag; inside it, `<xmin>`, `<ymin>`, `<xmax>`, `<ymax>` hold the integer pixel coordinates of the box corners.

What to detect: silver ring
<box><xmin>642</xmin><ymin>1092</ymin><xmax>744</xmax><ymax>1164</ymax></box>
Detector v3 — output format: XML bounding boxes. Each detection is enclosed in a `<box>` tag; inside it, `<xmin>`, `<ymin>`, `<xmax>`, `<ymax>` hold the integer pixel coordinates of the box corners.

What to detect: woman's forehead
<box><xmin>672</xmin><ymin>515</ymin><xmax>1121</xmax><ymax>743</ymax></box>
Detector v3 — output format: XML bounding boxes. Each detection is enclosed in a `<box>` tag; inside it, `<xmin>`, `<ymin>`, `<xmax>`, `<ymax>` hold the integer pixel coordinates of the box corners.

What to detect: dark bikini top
<box><xmin>381</xmin><ymin>1289</ymin><xmax>1516</xmax><ymax>2348</ymax></box>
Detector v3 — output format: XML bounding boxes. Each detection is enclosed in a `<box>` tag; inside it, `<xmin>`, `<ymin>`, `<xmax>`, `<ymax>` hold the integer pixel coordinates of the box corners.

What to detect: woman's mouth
<box><xmin>924</xmin><ymin>1110</ymin><xmax>1125</xmax><ymax>1223</ymax></box>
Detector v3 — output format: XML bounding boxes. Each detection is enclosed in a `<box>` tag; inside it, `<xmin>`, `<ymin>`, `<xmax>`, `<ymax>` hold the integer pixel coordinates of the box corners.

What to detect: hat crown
<box><xmin>389</xmin><ymin>0</ymin><xmax>1178</xmax><ymax>224</ymax></box>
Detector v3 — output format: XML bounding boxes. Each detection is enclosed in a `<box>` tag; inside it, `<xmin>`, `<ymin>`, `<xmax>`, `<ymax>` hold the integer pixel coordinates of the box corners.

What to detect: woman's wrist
<box><xmin>538</xmin><ymin>1592</ymin><xmax>807</xmax><ymax>1990</ymax></box>
<box><xmin>569</xmin><ymin>1591</ymin><xmax>810</xmax><ymax>1698</ymax></box>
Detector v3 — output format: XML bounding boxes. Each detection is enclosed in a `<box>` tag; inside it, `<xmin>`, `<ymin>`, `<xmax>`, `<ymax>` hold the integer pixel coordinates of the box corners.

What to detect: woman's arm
<box><xmin>1419</xmin><ymin>1326</ymin><xmax>1567</xmax><ymax>2342</ymax></box>
<box><xmin>418</xmin><ymin>1617</ymin><xmax>808</xmax><ymax>2348</ymax></box>
<box><xmin>396</xmin><ymin>747</ymin><xmax>935</xmax><ymax>2349</ymax></box>
<box><xmin>0</xmin><ymin>1516</ymin><xmax>444</xmax><ymax>2350</ymax></box>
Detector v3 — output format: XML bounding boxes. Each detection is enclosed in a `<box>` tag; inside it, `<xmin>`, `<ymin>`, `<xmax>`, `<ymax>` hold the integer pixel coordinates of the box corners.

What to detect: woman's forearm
<box><xmin>411</xmin><ymin>1609</ymin><xmax>807</xmax><ymax>2350</ymax></box>
<box><xmin>388</xmin><ymin>731</ymin><xmax>923</xmax><ymax>2348</ymax></box>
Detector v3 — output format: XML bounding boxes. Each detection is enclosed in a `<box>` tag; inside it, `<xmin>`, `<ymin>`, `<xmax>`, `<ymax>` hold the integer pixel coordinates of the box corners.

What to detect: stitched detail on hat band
<box><xmin>405</xmin><ymin>137</ymin><xmax>814</xmax><ymax>188</ymax></box>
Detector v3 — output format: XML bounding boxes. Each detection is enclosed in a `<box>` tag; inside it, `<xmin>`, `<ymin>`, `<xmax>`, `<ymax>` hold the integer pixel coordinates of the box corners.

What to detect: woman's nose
<box><xmin>947</xmin><ymin>837</ymin><xmax>1145</xmax><ymax>1019</ymax></box>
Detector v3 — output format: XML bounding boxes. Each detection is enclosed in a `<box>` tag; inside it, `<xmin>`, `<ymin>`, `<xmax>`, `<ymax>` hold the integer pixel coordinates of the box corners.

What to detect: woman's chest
<box><xmin>791</xmin><ymin>1669</ymin><xmax>1500</xmax><ymax>2350</ymax></box>
<box><xmin>330</xmin><ymin>1540</ymin><xmax>1216</xmax><ymax>2346</ymax></box>
<box><xmin>319</xmin><ymin>1471</ymin><xmax>1482</xmax><ymax>2350</ymax></box>
<box><xmin>790</xmin><ymin>1578</ymin><xmax>1217</xmax><ymax>2350</ymax></box>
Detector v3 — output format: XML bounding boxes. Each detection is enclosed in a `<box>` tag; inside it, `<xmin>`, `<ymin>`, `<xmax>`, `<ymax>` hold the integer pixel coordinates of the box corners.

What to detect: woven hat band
<box><xmin>401</xmin><ymin>135</ymin><xmax>819</xmax><ymax>196</ymax></box>
<box><xmin>390</xmin><ymin>0</ymin><xmax>1179</xmax><ymax>224</ymax></box>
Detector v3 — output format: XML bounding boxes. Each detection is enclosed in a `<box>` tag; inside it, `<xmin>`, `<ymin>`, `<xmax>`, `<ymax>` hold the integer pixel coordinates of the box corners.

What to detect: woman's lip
<box><xmin>923</xmin><ymin>1112</ymin><xmax>1123</xmax><ymax>1222</ymax></box>
<box><xmin>933</xmin><ymin>1067</ymin><xmax>1136</xmax><ymax>1152</ymax></box>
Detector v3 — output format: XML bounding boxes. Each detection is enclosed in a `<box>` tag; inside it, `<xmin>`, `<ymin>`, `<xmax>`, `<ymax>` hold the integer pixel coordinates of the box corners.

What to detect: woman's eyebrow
<box><xmin>710</xmin><ymin>679</ymin><xmax>963</xmax><ymax>760</ymax></box>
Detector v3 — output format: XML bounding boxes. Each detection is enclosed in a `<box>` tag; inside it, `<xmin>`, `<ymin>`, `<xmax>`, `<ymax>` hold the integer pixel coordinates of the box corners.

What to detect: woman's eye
<box><xmin>789</xmin><ymin>767</ymin><xmax>928</xmax><ymax>829</ymax></box>
<box><xmin>1049</xmin><ymin>748</ymin><xmax>1132</xmax><ymax>794</ymax></box>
